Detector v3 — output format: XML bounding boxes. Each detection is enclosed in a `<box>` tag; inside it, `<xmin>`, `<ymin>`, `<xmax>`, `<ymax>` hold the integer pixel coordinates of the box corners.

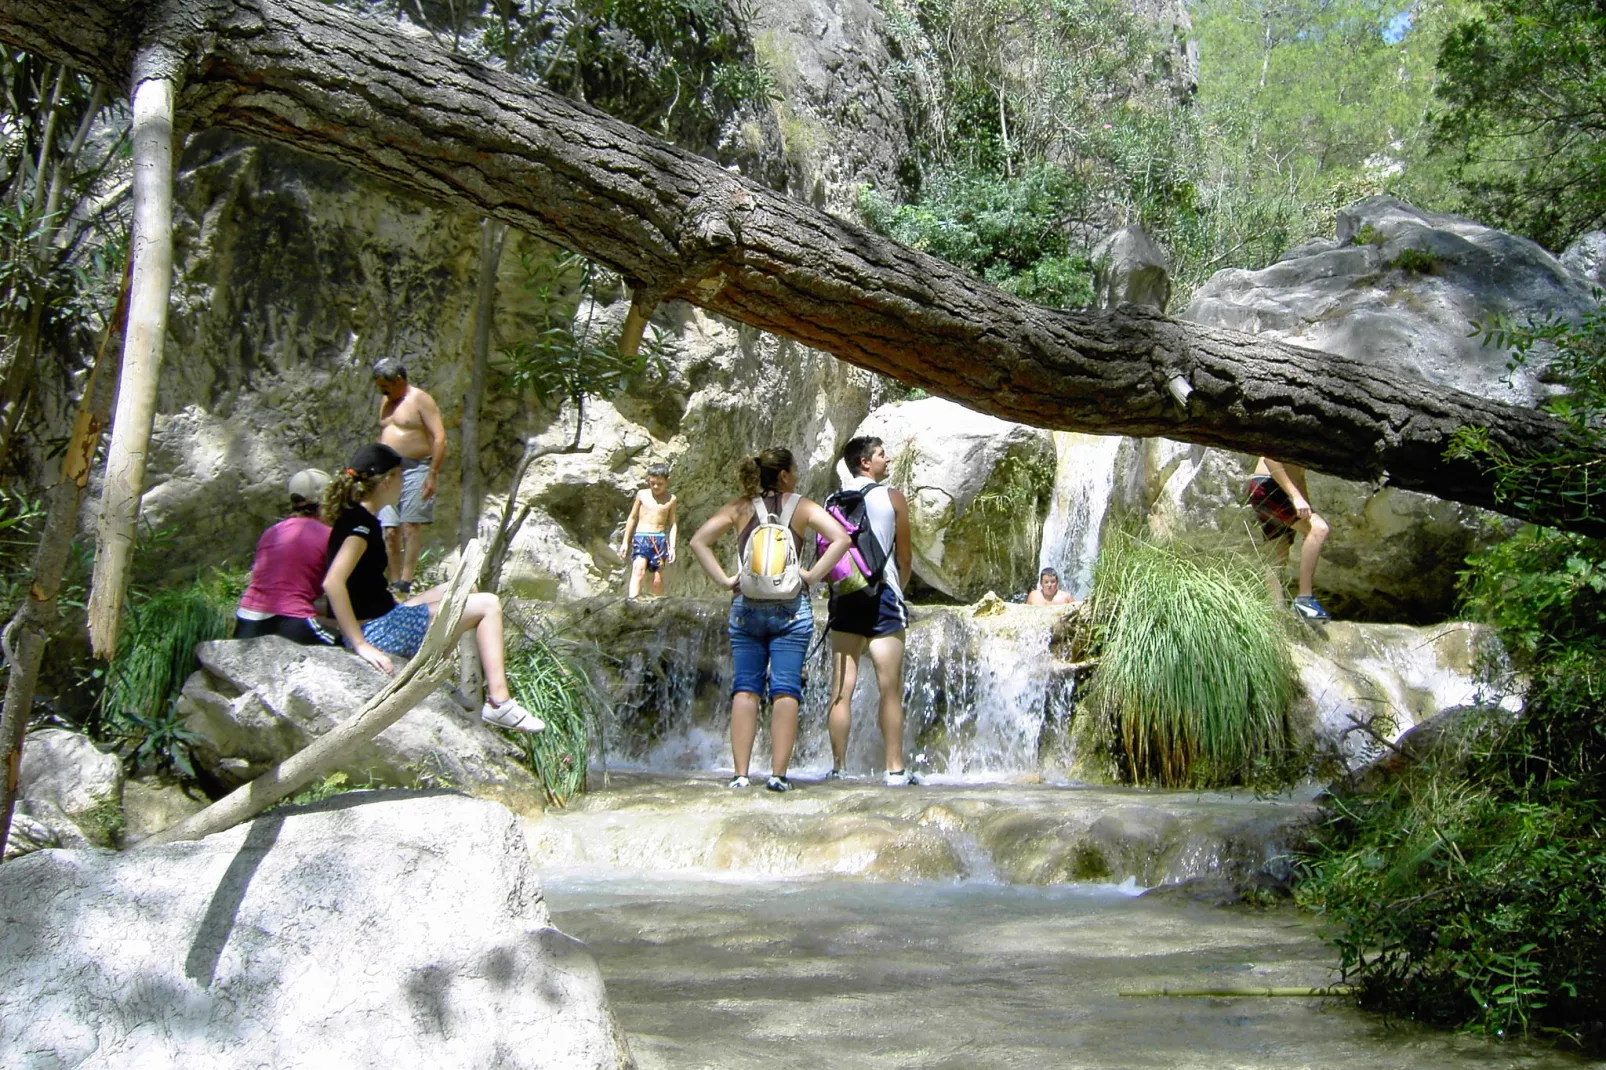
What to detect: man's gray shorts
<box><xmin>379</xmin><ymin>456</ymin><xmax>434</xmax><ymax>527</ymax></box>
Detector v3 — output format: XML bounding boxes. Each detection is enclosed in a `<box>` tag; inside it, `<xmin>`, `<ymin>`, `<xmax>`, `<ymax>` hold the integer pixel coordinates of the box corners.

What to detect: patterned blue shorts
<box><xmin>360</xmin><ymin>602</ymin><xmax>431</xmax><ymax>656</ymax></box>
<box><xmin>632</xmin><ymin>532</ymin><xmax>669</xmax><ymax>572</ymax></box>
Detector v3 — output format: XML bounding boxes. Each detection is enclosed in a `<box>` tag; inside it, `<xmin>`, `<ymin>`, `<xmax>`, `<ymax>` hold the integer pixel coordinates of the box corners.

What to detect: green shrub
<box><xmin>1387</xmin><ymin>247</ymin><xmax>1441</xmax><ymax>274</ymax></box>
<box><xmin>1081</xmin><ymin>534</ymin><xmax>1297</xmax><ymax>787</ymax></box>
<box><xmin>99</xmin><ymin>573</ymin><xmax>242</xmax><ymax>780</ymax></box>
<box><xmin>505</xmin><ymin>636</ymin><xmax>599</xmax><ymax>806</ymax></box>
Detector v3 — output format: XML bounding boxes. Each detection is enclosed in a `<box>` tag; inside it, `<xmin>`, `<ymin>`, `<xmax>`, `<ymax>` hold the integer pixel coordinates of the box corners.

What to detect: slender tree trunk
<box><xmin>0</xmin><ymin>270</ymin><xmax>129</xmax><ymax>859</ymax></box>
<box><xmin>0</xmin><ymin>0</ymin><xmax>1596</xmax><ymax>530</ymax></box>
<box><xmin>137</xmin><ymin>540</ymin><xmax>484</xmax><ymax>846</ymax></box>
<box><xmin>86</xmin><ymin>69</ymin><xmax>177</xmax><ymax>658</ymax></box>
<box><xmin>458</xmin><ymin>219</ymin><xmax>508</xmax><ymax>545</ymax></box>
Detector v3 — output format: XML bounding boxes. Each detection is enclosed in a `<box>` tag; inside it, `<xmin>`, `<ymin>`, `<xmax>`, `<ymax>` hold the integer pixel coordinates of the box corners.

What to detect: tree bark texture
<box><xmin>86</xmin><ymin>69</ymin><xmax>178</xmax><ymax>658</ymax></box>
<box><xmin>0</xmin><ymin>0</ymin><xmax>1596</xmax><ymax>530</ymax></box>
<box><xmin>138</xmin><ymin>540</ymin><xmax>485</xmax><ymax>847</ymax></box>
<box><xmin>0</xmin><ymin>272</ymin><xmax>128</xmax><ymax>860</ymax></box>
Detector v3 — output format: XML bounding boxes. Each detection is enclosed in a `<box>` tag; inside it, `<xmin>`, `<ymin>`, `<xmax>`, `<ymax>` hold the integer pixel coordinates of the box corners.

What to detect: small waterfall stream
<box><xmin>1037</xmin><ymin>432</ymin><xmax>1124</xmax><ymax>598</ymax></box>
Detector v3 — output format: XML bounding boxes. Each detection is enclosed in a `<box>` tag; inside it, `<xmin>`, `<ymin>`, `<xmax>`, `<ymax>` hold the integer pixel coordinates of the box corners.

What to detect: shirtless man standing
<box><xmin>1246</xmin><ymin>456</ymin><xmax>1331</xmax><ymax>620</ymax></box>
<box><xmin>1026</xmin><ymin>567</ymin><xmax>1077</xmax><ymax>606</ymax></box>
<box><xmin>373</xmin><ymin>357</ymin><xmax>447</xmax><ymax>595</ymax></box>
<box><xmin>618</xmin><ymin>463</ymin><xmax>678</xmax><ymax>599</ymax></box>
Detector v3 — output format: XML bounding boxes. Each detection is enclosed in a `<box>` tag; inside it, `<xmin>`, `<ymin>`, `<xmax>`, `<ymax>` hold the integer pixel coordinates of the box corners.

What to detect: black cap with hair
<box><xmin>347</xmin><ymin>442</ymin><xmax>403</xmax><ymax>478</ymax></box>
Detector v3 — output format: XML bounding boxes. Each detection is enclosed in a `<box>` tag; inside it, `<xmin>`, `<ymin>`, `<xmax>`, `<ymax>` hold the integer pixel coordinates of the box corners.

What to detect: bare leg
<box><xmin>868</xmin><ymin>632</ymin><xmax>908</xmax><ymax>772</ymax></box>
<box><xmin>435</xmin><ymin>591</ymin><xmax>512</xmax><ymax>704</ymax></box>
<box><xmin>628</xmin><ymin>557</ymin><xmax>646</xmax><ymax>599</ymax></box>
<box><xmin>770</xmin><ymin>696</ymin><xmax>799</xmax><ymax>776</ymax></box>
<box><xmin>401</xmin><ymin>522</ymin><xmax>424</xmax><ymax>584</ymax></box>
<box><xmin>1294</xmin><ymin>514</ymin><xmax>1329</xmax><ymax>598</ymax></box>
<box><xmin>828</xmin><ymin>633</ymin><xmax>867</xmax><ymax>769</ymax></box>
<box><xmin>730</xmin><ymin>692</ymin><xmax>760</xmax><ymax>776</ymax></box>
<box><xmin>650</xmin><ymin>568</ymin><xmax>665</xmax><ymax>598</ymax></box>
<box><xmin>384</xmin><ymin>527</ymin><xmax>403</xmax><ymax>583</ymax></box>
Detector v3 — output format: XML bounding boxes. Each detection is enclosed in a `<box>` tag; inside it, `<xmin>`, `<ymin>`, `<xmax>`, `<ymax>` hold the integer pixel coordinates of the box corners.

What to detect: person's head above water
<box><xmin>1039</xmin><ymin>567</ymin><xmax>1061</xmax><ymax>598</ymax></box>
<box><xmin>842</xmin><ymin>435</ymin><xmax>889</xmax><ymax>481</ymax></box>
<box><xmin>321</xmin><ymin>443</ymin><xmax>403</xmax><ymax>523</ymax></box>
<box><xmin>372</xmin><ymin>356</ymin><xmax>408</xmax><ymax>401</ymax></box>
<box><xmin>739</xmin><ymin>448</ymin><xmax>795</xmax><ymax>499</ymax></box>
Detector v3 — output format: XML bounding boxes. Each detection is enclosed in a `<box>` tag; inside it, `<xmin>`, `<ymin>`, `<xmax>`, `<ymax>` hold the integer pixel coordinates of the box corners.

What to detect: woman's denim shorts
<box><xmin>360</xmin><ymin>602</ymin><xmax>431</xmax><ymax>657</ymax></box>
<box><xmin>728</xmin><ymin>594</ymin><xmax>813</xmax><ymax>701</ymax></box>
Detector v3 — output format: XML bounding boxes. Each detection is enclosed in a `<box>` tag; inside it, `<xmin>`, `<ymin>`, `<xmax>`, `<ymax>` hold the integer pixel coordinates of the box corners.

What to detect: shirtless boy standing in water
<box><xmin>619</xmin><ymin>464</ymin><xmax>678</xmax><ymax>599</ymax></box>
<box><xmin>373</xmin><ymin>357</ymin><xmax>447</xmax><ymax>594</ymax></box>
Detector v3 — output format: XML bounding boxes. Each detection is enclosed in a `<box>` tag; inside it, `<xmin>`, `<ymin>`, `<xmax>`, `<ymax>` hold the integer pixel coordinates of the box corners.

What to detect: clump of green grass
<box><xmin>1082</xmin><ymin>534</ymin><xmax>1297</xmax><ymax>788</ymax></box>
<box><xmin>99</xmin><ymin>572</ymin><xmax>243</xmax><ymax>780</ymax></box>
<box><xmin>504</xmin><ymin>635</ymin><xmax>597</xmax><ymax>807</ymax></box>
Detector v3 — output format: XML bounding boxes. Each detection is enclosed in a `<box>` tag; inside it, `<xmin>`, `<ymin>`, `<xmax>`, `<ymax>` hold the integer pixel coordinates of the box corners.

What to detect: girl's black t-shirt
<box><xmin>326</xmin><ymin>506</ymin><xmax>396</xmax><ymax>621</ymax></box>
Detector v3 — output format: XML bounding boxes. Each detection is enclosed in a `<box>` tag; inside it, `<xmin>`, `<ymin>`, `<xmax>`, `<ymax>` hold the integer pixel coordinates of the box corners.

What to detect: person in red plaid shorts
<box><xmin>1246</xmin><ymin>457</ymin><xmax>1332</xmax><ymax>621</ymax></box>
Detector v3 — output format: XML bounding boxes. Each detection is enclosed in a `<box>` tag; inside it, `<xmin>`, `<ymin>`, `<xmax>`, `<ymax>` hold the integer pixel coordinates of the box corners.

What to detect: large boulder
<box><xmin>1561</xmin><ymin>230</ymin><xmax>1606</xmax><ymax>289</ymax></box>
<box><xmin>177</xmin><ymin>636</ymin><xmax>545</xmax><ymax>813</ymax></box>
<box><xmin>852</xmin><ymin>398</ymin><xmax>1056</xmax><ymax>601</ymax></box>
<box><xmin>4</xmin><ymin>730</ymin><xmax>124</xmax><ymax>859</ymax></box>
<box><xmin>0</xmin><ymin>793</ymin><xmax>634</xmax><ymax>1069</ymax></box>
<box><xmin>1185</xmin><ymin>195</ymin><xmax>1598</xmax><ymax>405</ymax></box>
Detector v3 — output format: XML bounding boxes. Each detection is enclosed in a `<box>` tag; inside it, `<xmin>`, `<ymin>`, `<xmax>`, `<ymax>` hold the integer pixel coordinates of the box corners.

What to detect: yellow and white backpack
<box><xmin>738</xmin><ymin>494</ymin><xmax>804</xmax><ymax>600</ymax></box>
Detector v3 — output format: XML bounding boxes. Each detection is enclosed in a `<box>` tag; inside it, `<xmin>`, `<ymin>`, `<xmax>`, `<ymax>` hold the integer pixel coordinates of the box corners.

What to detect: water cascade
<box><xmin>1037</xmin><ymin>432</ymin><xmax>1124</xmax><ymax>597</ymax></box>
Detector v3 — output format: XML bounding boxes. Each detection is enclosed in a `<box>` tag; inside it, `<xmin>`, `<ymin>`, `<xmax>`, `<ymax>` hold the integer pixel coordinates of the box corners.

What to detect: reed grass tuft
<box><xmin>1083</xmin><ymin>533</ymin><xmax>1296</xmax><ymax>787</ymax></box>
<box><xmin>505</xmin><ymin>635</ymin><xmax>598</xmax><ymax>806</ymax></box>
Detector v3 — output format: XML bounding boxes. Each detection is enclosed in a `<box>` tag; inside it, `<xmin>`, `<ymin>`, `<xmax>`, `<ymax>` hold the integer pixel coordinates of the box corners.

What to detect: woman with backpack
<box><xmin>688</xmin><ymin>447</ymin><xmax>851</xmax><ymax>792</ymax></box>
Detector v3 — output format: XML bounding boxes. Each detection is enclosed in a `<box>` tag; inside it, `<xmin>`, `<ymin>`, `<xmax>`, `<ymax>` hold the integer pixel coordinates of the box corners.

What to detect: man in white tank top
<box><xmin>826</xmin><ymin>435</ymin><xmax>919</xmax><ymax>786</ymax></box>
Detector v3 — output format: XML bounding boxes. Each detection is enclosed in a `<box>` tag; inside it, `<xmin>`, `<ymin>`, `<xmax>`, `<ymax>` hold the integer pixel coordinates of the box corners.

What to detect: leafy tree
<box><xmin>1432</xmin><ymin>0</ymin><xmax>1606</xmax><ymax>250</ymax></box>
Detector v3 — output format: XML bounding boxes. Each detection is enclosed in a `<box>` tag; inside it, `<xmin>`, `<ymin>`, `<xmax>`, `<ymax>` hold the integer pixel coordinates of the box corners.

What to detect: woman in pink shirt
<box><xmin>235</xmin><ymin>469</ymin><xmax>339</xmax><ymax>646</ymax></box>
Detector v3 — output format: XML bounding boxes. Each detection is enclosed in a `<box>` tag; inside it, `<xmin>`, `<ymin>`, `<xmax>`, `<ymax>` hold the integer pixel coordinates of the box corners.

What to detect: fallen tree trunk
<box><xmin>0</xmin><ymin>0</ymin><xmax>1597</xmax><ymax>531</ymax></box>
<box><xmin>139</xmin><ymin>540</ymin><xmax>484</xmax><ymax>846</ymax></box>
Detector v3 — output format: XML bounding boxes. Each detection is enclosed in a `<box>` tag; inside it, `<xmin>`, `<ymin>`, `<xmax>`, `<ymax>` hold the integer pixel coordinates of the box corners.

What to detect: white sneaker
<box><xmin>884</xmin><ymin>769</ymin><xmax>923</xmax><ymax>787</ymax></box>
<box><xmin>481</xmin><ymin>698</ymin><xmax>545</xmax><ymax>733</ymax></box>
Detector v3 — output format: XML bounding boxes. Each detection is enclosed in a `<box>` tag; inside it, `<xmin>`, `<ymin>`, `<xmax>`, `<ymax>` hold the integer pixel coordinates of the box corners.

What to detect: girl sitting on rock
<box><xmin>235</xmin><ymin>468</ymin><xmax>339</xmax><ymax>646</ymax></box>
<box><xmin>321</xmin><ymin>442</ymin><xmax>543</xmax><ymax>733</ymax></box>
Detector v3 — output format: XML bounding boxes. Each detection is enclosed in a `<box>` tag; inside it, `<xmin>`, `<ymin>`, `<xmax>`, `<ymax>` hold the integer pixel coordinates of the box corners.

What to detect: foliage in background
<box><xmin>1299</xmin><ymin>309</ymin><xmax>1606</xmax><ymax>1048</ymax></box>
<box><xmin>330</xmin><ymin>0</ymin><xmax>773</xmax><ymax>152</ymax></box>
<box><xmin>504</xmin><ymin>632</ymin><xmax>600</xmax><ymax>806</ymax></box>
<box><xmin>0</xmin><ymin>50</ymin><xmax>128</xmax><ymax>480</ymax></box>
<box><xmin>497</xmin><ymin>251</ymin><xmax>669</xmax><ymax>433</ymax></box>
<box><xmin>1448</xmin><ymin>302</ymin><xmax>1606</xmax><ymax>530</ymax></box>
<box><xmin>0</xmin><ymin>486</ymin><xmax>44</xmax><ymax>623</ymax></box>
<box><xmin>97</xmin><ymin>569</ymin><xmax>245</xmax><ymax>780</ymax></box>
<box><xmin>860</xmin><ymin>0</ymin><xmax>1461</xmax><ymax>306</ymax></box>
<box><xmin>1431</xmin><ymin>0</ymin><xmax>1606</xmax><ymax>251</ymax></box>
<box><xmin>1081</xmin><ymin>534</ymin><xmax>1297</xmax><ymax>787</ymax></box>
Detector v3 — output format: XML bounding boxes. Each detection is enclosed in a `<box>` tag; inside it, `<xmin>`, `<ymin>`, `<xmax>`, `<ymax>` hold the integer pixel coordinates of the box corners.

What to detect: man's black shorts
<box><xmin>828</xmin><ymin>583</ymin><xmax>909</xmax><ymax>638</ymax></box>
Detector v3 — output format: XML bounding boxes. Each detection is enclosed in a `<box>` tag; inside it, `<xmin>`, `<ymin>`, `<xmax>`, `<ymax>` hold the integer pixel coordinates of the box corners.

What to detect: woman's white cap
<box><xmin>287</xmin><ymin>468</ymin><xmax>331</xmax><ymax>501</ymax></box>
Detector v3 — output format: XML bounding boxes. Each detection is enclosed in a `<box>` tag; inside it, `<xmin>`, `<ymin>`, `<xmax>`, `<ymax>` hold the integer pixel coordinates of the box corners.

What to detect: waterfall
<box><xmin>1038</xmin><ymin>432</ymin><xmax>1123</xmax><ymax>598</ymax></box>
<box><xmin>592</xmin><ymin>599</ymin><xmax>1081</xmax><ymax>781</ymax></box>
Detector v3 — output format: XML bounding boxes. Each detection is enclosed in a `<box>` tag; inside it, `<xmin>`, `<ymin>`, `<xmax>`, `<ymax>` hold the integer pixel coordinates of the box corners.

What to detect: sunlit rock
<box><xmin>852</xmin><ymin>397</ymin><xmax>1057</xmax><ymax>601</ymax></box>
<box><xmin>0</xmin><ymin>794</ymin><xmax>633</xmax><ymax>1069</ymax></box>
<box><xmin>1093</xmin><ymin>225</ymin><xmax>1172</xmax><ymax>312</ymax></box>
<box><xmin>4</xmin><ymin>729</ymin><xmax>123</xmax><ymax>858</ymax></box>
<box><xmin>176</xmin><ymin>636</ymin><xmax>544</xmax><ymax>814</ymax></box>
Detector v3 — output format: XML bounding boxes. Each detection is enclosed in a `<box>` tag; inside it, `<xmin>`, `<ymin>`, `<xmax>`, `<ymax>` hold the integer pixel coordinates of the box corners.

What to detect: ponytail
<box><xmin>321</xmin><ymin>468</ymin><xmax>385</xmax><ymax>524</ymax></box>
<box><xmin>738</xmin><ymin>447</ymin><xmax>793</xmax><ymax>499</ymax></box>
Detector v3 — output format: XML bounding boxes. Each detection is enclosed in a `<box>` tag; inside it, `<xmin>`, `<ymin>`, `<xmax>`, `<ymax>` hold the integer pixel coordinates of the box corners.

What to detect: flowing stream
<box><xmin>1037</xmin><ymin>432</ymin><xmax>1124</xmax><ymax>598</ymax></box>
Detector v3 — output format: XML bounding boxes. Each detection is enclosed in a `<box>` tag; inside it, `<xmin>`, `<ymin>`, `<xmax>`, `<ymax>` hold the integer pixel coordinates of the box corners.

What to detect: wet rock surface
<box><xmin>177</xmin><ymin>636</ymin><xmax>545</xmax><ymax>813</ymax></box>
<box><xmin>523</xmin><ymin>773</ymin><xmax>1318</xmax><ymax>888</ymax></box>
<box><xmin>0</xmin><ymin>794</ymin><xmax>633</xmax><ymax>1069</ymax></box>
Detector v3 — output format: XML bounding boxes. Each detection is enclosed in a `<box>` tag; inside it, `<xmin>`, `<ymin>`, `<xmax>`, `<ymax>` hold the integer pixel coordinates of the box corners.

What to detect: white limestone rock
<box><xmin>3</xmin><ymin>729</ymin><xmax>124</xmax><ymax>858</ymax></box>
<box><xmin>1093</xmin><ymin>225</ymin><xmax>1172</xmax><ymax>312</ymax></box>
<box><xmin>1186</xmin><ymin>195</ymin><xmax>1598</xmax><ymax>406</ymax></box>
<box><xmin>177</xmin><ymin>636</ymin><xmax>545</xmax><ymax>813</ymax></box>
<box><xmin>0</xmin><ymin>794</ymin><xmax>634</xmax><ymax>1069</ymax></box>
<box><xmin>853</xmin><ymin>398</ymin><xmax>1057</xmax><ymax>601</ymax></box>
